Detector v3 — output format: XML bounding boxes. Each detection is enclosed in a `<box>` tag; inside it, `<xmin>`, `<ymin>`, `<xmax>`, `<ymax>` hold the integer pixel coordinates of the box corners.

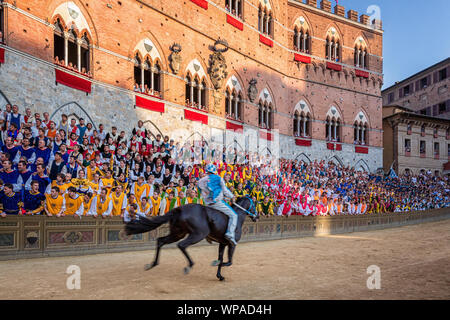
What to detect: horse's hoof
<box><xmin>218</xmin><ymin>276</ymin><xmax>225</xmax><ymax>281</ymax></box>
<box><xmin>222</xmin><ymin>262</ymin><xmax>232</xmax><ymax>267</ymax></box>
<box><xmin>211</xmin><ymin>260</ymin><xmax>220</xmax><ymax>267</ymax></box>
<box><xmin>183</xmin><ymin>267</ymin><xmax>191</xmax><ymax>275</ymax></box>
<box><xmin>144</xmin><ymin>264</ymin><xmax>152</xmax><ymax>271</ymax></box>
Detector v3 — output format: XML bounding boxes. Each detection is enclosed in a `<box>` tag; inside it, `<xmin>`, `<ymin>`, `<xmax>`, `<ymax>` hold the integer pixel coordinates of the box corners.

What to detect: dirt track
<box><xmin>0</xmin><ymin>219</ymin><xmax>449</xmax><ymax>300</ymax></box>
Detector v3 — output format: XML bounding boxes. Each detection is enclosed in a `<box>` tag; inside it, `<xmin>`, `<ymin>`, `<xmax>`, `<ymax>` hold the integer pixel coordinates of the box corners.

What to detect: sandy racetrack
<box><xmin>0</xmin><ymin>219</ymin><xmax>449</xmax><ymax>300</ymax></box>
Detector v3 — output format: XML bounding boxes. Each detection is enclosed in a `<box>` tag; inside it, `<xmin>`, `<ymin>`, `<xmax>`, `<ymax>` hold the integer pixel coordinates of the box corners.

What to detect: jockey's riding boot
<box><xmin>225</xmin><ymin>233</ymin><xmax>237</xmax><ymax>246</ymax></box>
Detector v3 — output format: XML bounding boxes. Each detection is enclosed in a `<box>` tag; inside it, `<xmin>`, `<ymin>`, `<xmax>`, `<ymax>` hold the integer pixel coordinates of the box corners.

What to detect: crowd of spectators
<box><xmin>54</xmin><ymin>56</ymin><xmax>92</xmax><ymax>78</ymax></box>
<box><xmin>0</xmin><ymin>103</ymin><xmax>448</xmax><ymax>221</ymax></box>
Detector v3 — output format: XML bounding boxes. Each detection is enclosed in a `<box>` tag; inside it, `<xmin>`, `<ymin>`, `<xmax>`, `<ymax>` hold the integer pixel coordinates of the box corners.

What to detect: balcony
<box><xmin>420</xmin><ymin>152</ymin><xmax>426</xmax><ymax>158</ymax></box>
<box><xmin>405</xmin><ymin>150</ymin><xmax>411</xmax><ymax>157</ymax></box>
<box><xmin>434</xmin><ymin>154</ymin><xmax>440</xmax><ymax>160</ymax></box>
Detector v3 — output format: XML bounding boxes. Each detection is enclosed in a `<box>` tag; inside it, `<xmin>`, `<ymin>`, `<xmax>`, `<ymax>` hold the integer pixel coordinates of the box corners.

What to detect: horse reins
<box><xmin>232</xmin><ymin>197</ymin><xmax>257</xmax><ymax>218</ymax></box>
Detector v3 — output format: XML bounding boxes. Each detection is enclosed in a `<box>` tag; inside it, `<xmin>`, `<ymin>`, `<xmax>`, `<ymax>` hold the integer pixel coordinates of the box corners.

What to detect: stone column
<box><xmin>234</xmin><ymin>97</ymin><xmax>239</xmax><ymax>119</ymax></box>
<box><xmin>302</xmin><ymin>34</ymin><xmax>307</xmax><ymax>52</ymax></box>
<box><xmin>298</xmin><ymin>117</ymin><xmax>301</xmax><ymax>136</ymax></box>
<box><xmin>151</xmin><ymin>67</ymin><xmax>155</xmax><ymax>91</ymax></box>
<box><xmin>190</xmin><ymin>82</ymin><xmax>194</xmax><ymax>103</ymax></box>
<box><xmin>228</xmin><ymin>96</ymin><xmax>232</xmax><ymax>116</ymax></box>
<box><xmin>296</xmin><ymin>32</ymin><xmax>300</xmax><ymax>50</ymax></box>
<box><xmin>198</xmin><ymin>84</ymin><xmax>202</xmax><ymax>107</ymax></box>
<box><xmin>328</xmin><ymin>41</ymin><xmax>332</xmax><ymax>60</ymax></box>
<box><xmin>361</xmin><ymin>51</ymin><xmax>365</xmax><ymax>69</ymax></box>
<box><xmin>334</xmin><ymin>43</ymin><xmax>338</xmax><ymax>61</ymax></box>
<box><xmin>357</xmin><ymin>49</ymin><xmax>360</xmax><ymax>67</ymax></box>
<box><xmin>64</xmin><ymin>32</ymin><xmax>69</xmax><ymax>66</ymax></box>
<box><xmin>328</xmin><ymin>121</ymin><xmax>332</xmax><ymax>139</ymax></box>
<box><xmin>235</xmin><ymin>0</ymin><xmax>239</xmax><ymax>15</ymax></box>
<box><xmin>361</xmin><ymin>127</ymin><xmax>365</xmax><ymax>144</ymax></box>
<box><xmin>140</xmin><ymin>63</ymin><xmax>145</xmax><ymax>91</ymax></box>
<box><xmin>76</xmin><ymin>39</ymin><xmax>82</xmax><ymax>72</ymax></box>
<box><xmin>304</xmin><ymin>117</ymin><xmax>308</xmax><ymax>136</ymax></box>
<box><xmin>333</xmin><ymin>121</ymin><xmax>337</xmax><ymax>140</ymax></box>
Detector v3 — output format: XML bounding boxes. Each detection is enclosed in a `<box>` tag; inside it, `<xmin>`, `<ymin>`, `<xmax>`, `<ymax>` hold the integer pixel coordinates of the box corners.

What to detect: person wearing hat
<box><xmin>198</xmin><ymin>163</ymin><xmax>238</xmax><ymax>246</ymax></box>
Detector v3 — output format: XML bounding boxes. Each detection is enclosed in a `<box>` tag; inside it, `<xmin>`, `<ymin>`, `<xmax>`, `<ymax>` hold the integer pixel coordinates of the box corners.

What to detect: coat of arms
<box><xmin>248</xmin><ymin>79</ymin><xmax>258</xmax><ymax>102</ymax></box>
<box><xmin>169</xmin><ymin>43</ymin><xmax>182</xmax><ymax>75</ymax></box>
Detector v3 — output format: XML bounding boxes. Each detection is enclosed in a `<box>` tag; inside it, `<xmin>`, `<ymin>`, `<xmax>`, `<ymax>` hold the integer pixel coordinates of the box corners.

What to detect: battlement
<box><xmin>301</xmin><ymin>0</ymin><xmax>382</xmax><ymax>30</ymax></box>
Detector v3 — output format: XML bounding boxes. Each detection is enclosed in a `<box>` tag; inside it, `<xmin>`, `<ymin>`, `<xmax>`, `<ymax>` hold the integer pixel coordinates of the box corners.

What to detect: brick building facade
<box><xmin>0</xmin><ymin>0</ymin><xmax>384</xmax><ymax>171</ymax></box>
<box><xmin>382</xmin><ymin>58</ymin><xmax>450</xmax><ymax>120</ymax></box>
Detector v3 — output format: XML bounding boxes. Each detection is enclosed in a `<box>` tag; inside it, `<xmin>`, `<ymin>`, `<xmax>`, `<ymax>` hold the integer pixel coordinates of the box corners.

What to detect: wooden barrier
<box><xmin>0</xmin><ymin>208</ymin><xmax>449</xmax><ymax>260</ymax></box>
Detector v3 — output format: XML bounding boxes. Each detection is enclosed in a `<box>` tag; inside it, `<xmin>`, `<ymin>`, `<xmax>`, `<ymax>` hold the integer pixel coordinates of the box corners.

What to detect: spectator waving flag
<box><xmin>388</xmin><ymin>168</ymin><xmax>398</xmax><ymax>179</ymax></box>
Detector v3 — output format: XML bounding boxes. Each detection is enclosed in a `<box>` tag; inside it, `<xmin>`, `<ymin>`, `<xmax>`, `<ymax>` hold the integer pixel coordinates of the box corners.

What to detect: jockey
<box><xmin>198</xmin><ymin>164</ymin><xmax>238</xmax><ymax>246</ymax></box>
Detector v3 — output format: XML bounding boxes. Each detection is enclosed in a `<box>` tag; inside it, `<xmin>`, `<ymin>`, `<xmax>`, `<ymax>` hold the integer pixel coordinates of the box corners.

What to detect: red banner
<box><xmin>190</xmin><ymin>0</ymin><xmax>208</xmax><ymax>9</ymax></box>
<box><xmin>335</xmin><ymin>144</ymin><xmax>342</xmax><ymax>151</ymax></box>
<box><xmin>136</xmin><ymin>95</ymin><xmax>165</xmax><ymax>113</ymax></box>
<box><xmin>259</xmin><ymin>34</ymin><xmax>273</xmax><ymax>47</ymax></box>
<box><xmin>0</xmin><ymin>48</ymin><xmax>4</xmax><ymax>64</ymax></box>
<box><xmin>355</xmin><ymin>146</ymin><xmax>369</xmax><ymax>154</ymax></box>
<box><xmin>227</xmin><ymin>14</ymin><xmax>243</xmax><ymax>31</ymax></box>
<box><xmin>327</xmin><ymin>143</ymin><xmax>335</xmax><ymax>150</ymax></box>
<box><xmin>294</xmin><ymin>53</ymin><xmax>311</xmax><ymax>64</ymax></box>
<box><xmin>295</xmin><ymin>138</ymin><xmax>312</xmax><ymax>147</ymax></box>
<box><xmin>355</xmin><ymin>69</ymin><xmax>369</xmax><ymax>78</ymax></box>
<box><xmin>260</xmin><ymin>131</ymin><xmax>273</xmax><ymax>141</ymax></box>
<box><xmin>185</xmin><ymin>109</ymin><xmax>208</xmax><ymax>125</ymax></box>
<box><xmin>226</xmin><ymin>121</ymin><xmax>244</xmax><ymax>133</ymax></box>
<box><xmin>326</xmin><ymin>62</ymin><xmax>342</xmax><ymax>72</ymax></box>
<box><xmin>55</xmin><ymin>68</ymin><xmax>92</xmax><ymax>93</ymax></box>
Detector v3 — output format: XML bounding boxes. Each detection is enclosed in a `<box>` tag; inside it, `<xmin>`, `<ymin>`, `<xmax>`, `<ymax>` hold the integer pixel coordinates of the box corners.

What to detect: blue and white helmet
<box><xmin>205</xmin><ymin>164</ymin><xmax>217</xmax><ymax>174</ymax></box>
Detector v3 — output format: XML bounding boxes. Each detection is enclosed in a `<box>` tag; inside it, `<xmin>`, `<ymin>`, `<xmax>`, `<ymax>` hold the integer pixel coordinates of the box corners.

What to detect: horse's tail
<box><xmin>124</xmin><ymin>211</ymin><xmax>174</xmax><ymax>235</ymax></box>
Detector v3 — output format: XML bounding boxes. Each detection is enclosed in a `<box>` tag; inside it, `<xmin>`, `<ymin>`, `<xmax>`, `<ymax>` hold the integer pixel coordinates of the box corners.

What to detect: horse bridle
<box><xmin>232</xmin><ymin>196</ymin><xmax>257</xmax><ymax>218</ymax></box>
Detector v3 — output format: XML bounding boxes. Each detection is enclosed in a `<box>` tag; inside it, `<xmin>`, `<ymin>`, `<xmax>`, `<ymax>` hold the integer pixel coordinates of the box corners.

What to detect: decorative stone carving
<box><xmin>248</xmin><ymin>79</ymin><xmax>258</xmax><ymax>102</ymax></box>
<box><xmin>169</xmin><ymin>43</ymin><xmax>182</xmax><ymax>75</ymax></box>
<box><xmin>209</xmin><ymin>39</ymin><xmax>228</xmax><ymax>90</ymax></box>
<box><xmin>63</xmin><ymin>231</ymin><xmax>83</xmax><ymax>244</ymax></box>
<box><xmin>208</xmin><ymin>39</ymin><xmax>229</xmax><ymax>113</ymax></box>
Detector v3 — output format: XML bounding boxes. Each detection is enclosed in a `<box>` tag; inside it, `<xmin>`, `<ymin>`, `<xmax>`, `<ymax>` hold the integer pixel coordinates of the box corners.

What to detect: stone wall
<box><xmin>0</xmin><ymin>209</ymin><xmax>448</xmax><ymax>260</ymax></box>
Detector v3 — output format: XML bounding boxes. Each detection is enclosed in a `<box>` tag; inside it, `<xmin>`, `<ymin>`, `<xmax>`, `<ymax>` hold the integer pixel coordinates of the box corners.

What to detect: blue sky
<box><xmin>333</xmin><ymin>0</ymin><xmax>450</xmax><ymax>90</ymax></box>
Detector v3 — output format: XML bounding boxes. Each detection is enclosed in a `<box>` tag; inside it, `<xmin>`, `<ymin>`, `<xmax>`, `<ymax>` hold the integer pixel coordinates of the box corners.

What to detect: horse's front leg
<box><xmin>212</xmin><ymin>243</ymin><xmax>226</xmax><ymax>281</ymax></box>
<box><xmin>222</xmin><ymin>244</ymin><xmax>235</xmax><ymax>267</ymax></box>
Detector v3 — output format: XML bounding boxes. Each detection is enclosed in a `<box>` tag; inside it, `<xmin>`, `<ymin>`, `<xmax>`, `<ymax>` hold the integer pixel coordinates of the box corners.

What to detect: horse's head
<box><xmin>235</xmin><ymin>196</ymin><xmax>259</xmax><ymax>222</ymax></box>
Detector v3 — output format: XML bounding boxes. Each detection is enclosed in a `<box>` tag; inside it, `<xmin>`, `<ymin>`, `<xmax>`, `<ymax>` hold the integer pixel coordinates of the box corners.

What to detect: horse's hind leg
<box><xmin>177</xmin><ymin>232</ymin><xmax>206</xmax><ymax>275</ymax></box>
<box><xmin>214</xmin><ymin>243</ymin><xmax>226</xmax><ymax>281</ymax></box>
<box><xmin>222</xmin><ymin>245</ymin><xmax>235</xmax><ymax>267</ymax></box>
<box><xmin>145</xmin><ymin>233</ymin><xmax>182</xmax><ymax>271</ymax></box>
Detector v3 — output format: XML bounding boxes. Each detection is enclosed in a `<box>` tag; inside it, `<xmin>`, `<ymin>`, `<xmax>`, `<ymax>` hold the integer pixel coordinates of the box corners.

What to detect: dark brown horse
<box><xmin>124</xmin><ymin>196</ymin><xmax>258</xmax><ymax>281</ymax></box>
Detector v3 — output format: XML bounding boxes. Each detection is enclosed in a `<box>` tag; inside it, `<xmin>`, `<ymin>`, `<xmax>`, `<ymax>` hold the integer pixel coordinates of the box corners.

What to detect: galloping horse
<box><xmin>124</xmin><ymin>196</ymin><xmax>258</xmax><ymax>281</ymax></box>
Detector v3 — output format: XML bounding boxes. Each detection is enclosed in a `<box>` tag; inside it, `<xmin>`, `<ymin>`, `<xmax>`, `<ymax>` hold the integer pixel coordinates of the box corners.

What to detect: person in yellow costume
<box><xmin>150</xmin><ymin>189</ymin><xmax>162</xmax><ymax>216</ymax></box>
<box><xmin>101</xmin><ymin>169</ymin><xmax>114</xmax><ymax>196</ymax></box>
<box><xmin>90</xmin><ymin>188</ymin><xmax>113</xmax><ymax>218</ymax></box>
<box><xmin>44</xmin><ymin>186</ymin><xmax>65</xmax><ymax>217</ymax></box>
<box><xmin>110</xmin><ymin>185</ymin><xmax>127</xmax><ymax>218</ymax></box>
<box><xmin>86</xmin><ymin>160</ymin><xmax>101</xmax><ymax>181</ymax></box>
<box><xmin>82</xmin><ymin>192</ymin><xmax>94</xmax><ymax>216</ymax></box>
<box><xmin>131</xmin><ymin>176</ymin><xmax>147</xmax><ymax>205</ymax></box>
<box><xmin>71</xmin><ymin>169</ymin><xmax>92</xmax><ymax>195</ymax></box>
<box><xmin>47</xmin><ymin>173</ymin><xmax>68</xmax><ymax>195</ymax></box>
<box><xmin>138</xmin><ymin>196</ymin><xmax>152</xmax><ymax>216</ymax></box>
<box><xmin>64</xmin><ymin>186</ymin><xmax>84</xmax><ymax>217</ymax></box>
<box><xmin>89</xmin><ymin>172</ymin><xmax>103</xmax><ymax>195</ymax></box>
